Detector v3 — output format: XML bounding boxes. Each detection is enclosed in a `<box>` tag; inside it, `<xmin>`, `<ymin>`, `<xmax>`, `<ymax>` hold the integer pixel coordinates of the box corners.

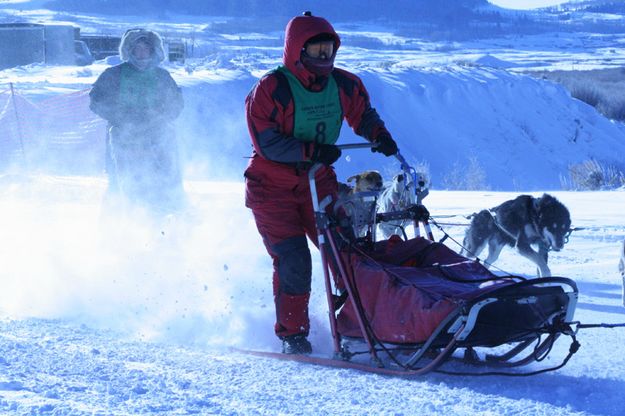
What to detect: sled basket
<box><xmin>333</xmin><ymin>236</ymin><xmax>577</xmax><ymax>372</ymax></box>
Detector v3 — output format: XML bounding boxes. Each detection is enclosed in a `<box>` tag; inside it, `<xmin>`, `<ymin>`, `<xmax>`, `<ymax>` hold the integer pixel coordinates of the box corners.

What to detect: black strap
<box><xmin>270</xmin><ymin>69</ymin><xmax>292</xmax><ymax>109</ymax></box>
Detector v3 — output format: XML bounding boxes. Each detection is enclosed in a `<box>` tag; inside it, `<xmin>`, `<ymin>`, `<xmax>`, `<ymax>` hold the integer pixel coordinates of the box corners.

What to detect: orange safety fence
<box><xmin>0</xmin><ymin>85</ymin><xmax>107</xmax><ymax>173</ymax></box>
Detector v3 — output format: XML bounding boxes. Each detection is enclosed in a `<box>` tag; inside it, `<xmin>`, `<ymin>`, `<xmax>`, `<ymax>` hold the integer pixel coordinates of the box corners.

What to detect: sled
<box><xmin>309</xmin><ymin>144</ymin><xmax>580</xmax><ymax>375</ymax></box>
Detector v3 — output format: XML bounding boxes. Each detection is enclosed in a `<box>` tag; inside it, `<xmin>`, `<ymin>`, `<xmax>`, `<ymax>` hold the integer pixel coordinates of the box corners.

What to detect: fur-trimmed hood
<box><xmin>119</xmin><ymin>28</ymin><xmax>165</xmax><ymax>64</ymax></box>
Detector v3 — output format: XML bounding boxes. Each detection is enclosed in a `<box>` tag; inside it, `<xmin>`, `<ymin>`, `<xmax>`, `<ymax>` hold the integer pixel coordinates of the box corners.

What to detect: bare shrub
<box><xmin>531</xmin><ymin>68</ymin><xmax>625</xmax><ymax>121</ymax></box>
<box><xmin>465</xmin><ymin>156</ymin><xmax>488</xmax><ymax>190</ymax></box>
<box><xmin>569</xmin><ymin>82</ymin><xmax>602</xmax><ymax>107</ymax></box>
<box><xmin>597</xmin><ymin>96</ymin><xmax>625</xmax><ymax>121</ymax></box>
<box><xmin>441</xmin><ymin>161</ymin><xmax>464</xmax><ymax>190</ymax></box>
<box><xmin>559</xmin><ymin>173</ymin><xmax>573</xmax><ymax>191</ymax></box>
<box><xmin>442</xmin><ymin>156</ymin><xmax>488</xmax><ymax>190</ymax></box>
<box><xmin>567</xmin><ymin>159</ymin><xmax>625</xmax><ymax>190</ymax></box>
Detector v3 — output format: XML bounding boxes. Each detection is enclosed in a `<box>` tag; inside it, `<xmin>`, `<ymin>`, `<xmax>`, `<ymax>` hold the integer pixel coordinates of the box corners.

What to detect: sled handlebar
<box><xmin>311</xmin><ymin>143</ymin><xmax>429</xmax><ymax>209</ymax></box>
<box><xmin>336</xmin><ymin>143</ymin><xmax>413</xmax><ymax>179</ymax></box>
<box><xmin>337</xmin><ymin>143</ymin><xmax>378</xmax><ymax>150</ymax></box>
<box><xmin>336</xmin><ymin>142</ymin><xmax>410</xmax><ymax>172</ymax></box>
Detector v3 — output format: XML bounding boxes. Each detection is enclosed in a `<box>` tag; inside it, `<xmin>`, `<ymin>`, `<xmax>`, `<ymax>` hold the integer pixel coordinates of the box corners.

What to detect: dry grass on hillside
<box><xmin>530</xmin><ymin>67</ymin><xmax>625</xmax><ymax>121</ymax></box>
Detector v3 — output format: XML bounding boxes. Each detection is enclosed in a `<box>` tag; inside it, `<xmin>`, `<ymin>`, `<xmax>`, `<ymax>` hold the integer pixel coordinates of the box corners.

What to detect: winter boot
<box><xmin>282</xmin><ymin>334</ymin><xmax>312</xmax><ymax>355</ymax></box>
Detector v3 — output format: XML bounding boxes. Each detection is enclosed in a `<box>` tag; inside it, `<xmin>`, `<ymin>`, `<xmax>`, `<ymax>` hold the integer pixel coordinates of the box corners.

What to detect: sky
<box><xmin>490</xmin><ymin>0</ymin><xmax>568</xmax><ymax>9</ymax></box>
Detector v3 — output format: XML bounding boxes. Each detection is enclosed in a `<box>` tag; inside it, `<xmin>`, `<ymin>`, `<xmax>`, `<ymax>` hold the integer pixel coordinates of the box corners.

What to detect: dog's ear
<box><xmin>347</xmin><ymin>175</ymin><xmax>358</xmax><ymax>183</ymax></box>
<box><xmin>391</xmin><ymin>174</ymin><xmax>402</xmax><ymax>183</ymax></box>
<box><xmin>337</xmin><ymin>182</ymin><xmax>352</xmax><ymax>194</ymax></box>
<box><xmin>538</xmin><ymin>193</ymin><xmax>556</xmax><ymax>207</ymax></box>
<box><xmin>535</xmin><ymin>193</ymin><xmax>557</xmax><ymax>213</ymax></box>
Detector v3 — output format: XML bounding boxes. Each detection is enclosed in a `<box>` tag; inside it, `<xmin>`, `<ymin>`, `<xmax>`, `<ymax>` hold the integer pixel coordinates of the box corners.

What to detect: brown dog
<box><xmin>336</xmin><ymin>170</ymin><xmax>384</xmax><ymax>238</ymax></box>
<box><xmin>346</xmin><ymin>170</ymin><xmax>384</xmax><ymax>194</ymax></box>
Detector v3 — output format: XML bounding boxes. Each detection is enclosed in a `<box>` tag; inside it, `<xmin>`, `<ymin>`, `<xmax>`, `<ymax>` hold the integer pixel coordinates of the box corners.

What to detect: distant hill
<box><xmin>33</xmin><ymin>0</ymin><xmax>625</xmax><ymax>39</ymax></box>
<box><xmin>37</xmin><ymin>0</ymin><xmax>513</xmax><ymax>40</ymax></box>
<box><xmin>554</xmin><ymin>0</ymin><xmax>625</xmax><ymax>13</ymax></box>
<box><xmin>41</xmin><ymin>0</ymin><xmax>489</xmax><ymax>21</ymax></box>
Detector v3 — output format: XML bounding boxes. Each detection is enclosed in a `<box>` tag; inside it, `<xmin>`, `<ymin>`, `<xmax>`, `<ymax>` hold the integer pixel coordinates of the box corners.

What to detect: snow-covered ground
<box><xmin>0</xmin><ymin>176</ymin><xmax>624</xmax><ymax>415</ymax></box>
<box><xmin>1</xmin><ymin>3</ymin><xmax>625</xmax><ymax>415</ymax></box>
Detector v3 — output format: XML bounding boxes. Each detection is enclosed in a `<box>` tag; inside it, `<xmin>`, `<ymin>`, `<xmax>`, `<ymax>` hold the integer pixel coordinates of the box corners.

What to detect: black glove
<box><xmin>409</xmin><ymin>204</ymin><xmax>430</xmax><ymax>222</ymax></box>
<box><xmin>313</xmin><ymin>144</ymin><xmax>342</xmax><ymax>166</ymax></box>
<box><xmin>372</xmin><ymin>133</ymin><xmax>398</xmax><ymax>157</ymax></box>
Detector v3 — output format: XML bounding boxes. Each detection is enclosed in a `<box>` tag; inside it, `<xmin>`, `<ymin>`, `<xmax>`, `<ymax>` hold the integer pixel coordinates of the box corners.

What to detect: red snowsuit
<box><xmin>245</xmin><ymin>14</ymin><xmax>392</xmax><ymax>339</ymax></box>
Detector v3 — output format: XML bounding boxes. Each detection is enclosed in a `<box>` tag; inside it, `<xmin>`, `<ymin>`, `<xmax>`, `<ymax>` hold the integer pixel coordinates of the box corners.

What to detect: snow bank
<box><xmin>174</xmin><ymin>62</ymin><xmax>625</xmax><ymax>190</ymax></box>
<box><xmin>5</xmin><ymin>56</ymin><xmax>624</xmax><ymax>191</ymax></box>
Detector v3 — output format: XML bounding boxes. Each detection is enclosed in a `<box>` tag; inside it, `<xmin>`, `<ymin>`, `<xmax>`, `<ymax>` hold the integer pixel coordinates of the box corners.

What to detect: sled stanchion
<box><xmin>308</xmin><ymin>163</ymin><xmax>342</xmax><ymax>355</ymax></box>
<box><xmin>320</xmin><ymin>231</ymin><xmax>342</xmax><ymax>355</ymax></box>
<box><xmin>309</xmin><ymin>161</ymin><xmax>380</xmax><ymax>361</ymax></box>
<box><xmin>309</xmin><ymin>163</ymin><xmax>323</xmax><ymax>213</ymax></box>
<box><xmin>423</xmin><ymin>221</ymin><xmax>434</xmax><ymax>241</ymax></box>
<box><xmin>325</xmin><ymin>226</ymin><xmax>384</xmax><ymax>367</ymax></box>
<box><xmin>309</xmin><ymin>157</ymin><xmax>383</xmax><ymax>364</ymax></box>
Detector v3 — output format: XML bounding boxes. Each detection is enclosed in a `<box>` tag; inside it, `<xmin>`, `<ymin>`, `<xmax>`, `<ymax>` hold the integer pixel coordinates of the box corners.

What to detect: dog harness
<box><xmin>488</xmin><ymin>198</ymin><xmax>547</xmax><ymax>249</ymax></box>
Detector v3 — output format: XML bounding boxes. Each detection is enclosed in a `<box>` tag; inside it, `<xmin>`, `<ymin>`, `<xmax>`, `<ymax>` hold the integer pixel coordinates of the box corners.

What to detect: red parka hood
<box><xmin>283</xmin><ymin>14</ymin><xmax>341</xmax><ymax>86</ymax></box>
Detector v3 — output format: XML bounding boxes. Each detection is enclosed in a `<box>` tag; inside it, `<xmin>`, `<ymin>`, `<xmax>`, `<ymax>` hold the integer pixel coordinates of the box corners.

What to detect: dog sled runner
<box><xmin>308</xmin><ymin>145</ymin><xmax>580</xmax><ymax>376</ymax></box>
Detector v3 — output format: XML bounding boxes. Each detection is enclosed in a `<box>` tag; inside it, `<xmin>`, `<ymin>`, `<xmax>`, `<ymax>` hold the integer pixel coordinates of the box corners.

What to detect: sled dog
<box><xmin>618</xmin><ymin>240</ymin><xmax>625</xmax><ymax>306</ymax></box>
<box><xmin>337</xmin><ymin>170</ymin><xmax>383</xmax><ymax>200</ymax></box>
<box><xmin>377</xmin><ymin>173</ymin><xmax>418</xmax><ymax>239</ymax></box>
<box><xmin>336</xmin><ymin>171</ymin><xmax>384</xmax><ymax>238</ymax></box>
<box><xmin>461</xmin><ymin>193</ymin><xmax>571</xmax><ymax>277</ymax></box>
<box><xmin>345</xmin><ymin>170</ymin><xmax>384</xmax><ymax>194</ymax></box>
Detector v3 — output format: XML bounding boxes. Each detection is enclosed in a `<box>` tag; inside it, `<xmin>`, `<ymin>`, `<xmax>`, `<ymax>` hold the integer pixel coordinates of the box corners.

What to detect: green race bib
<box><xmin>278</xmin><ymin>66</ymin><xmax>343</xmax><ymax>144</ymax></box>
<box><xmin>119</xmin><ymin>64</ymin><xmax>159</xmax><ymax>110</ymax></box>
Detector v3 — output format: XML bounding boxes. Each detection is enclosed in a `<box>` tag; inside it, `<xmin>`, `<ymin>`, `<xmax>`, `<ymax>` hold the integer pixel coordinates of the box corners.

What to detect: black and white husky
<box><xmin>461</xmin><ymin>194</ymin><xmax>571</xmax><ymax>277</ymax></box>
<box><xmin>377</xmin><ymin>173</ymin><xmax>417</xmax><ymax>239</ymax></box>
<box><xmin>618</xmin><ymin>240</ymin><xmax>625</xmax><ymax>306</ymax></box>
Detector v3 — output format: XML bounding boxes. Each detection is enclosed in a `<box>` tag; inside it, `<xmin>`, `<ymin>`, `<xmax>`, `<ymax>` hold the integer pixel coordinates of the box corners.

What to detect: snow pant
<box><xmin>107</xmin><ymin>123</ymin><xmax>185</xmax><ymax>214</ymax></box>
<box><xmin>245</xmin><ymin>156</ymin><xmax>338</xmax><ymax>339</ymax></box>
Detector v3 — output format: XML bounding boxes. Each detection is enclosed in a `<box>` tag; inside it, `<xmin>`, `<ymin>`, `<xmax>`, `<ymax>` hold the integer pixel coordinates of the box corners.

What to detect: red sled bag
<box><xmin>336</xmin><ymin>237</ymin><xmax>516</xmax><ymax>344</ymax></box>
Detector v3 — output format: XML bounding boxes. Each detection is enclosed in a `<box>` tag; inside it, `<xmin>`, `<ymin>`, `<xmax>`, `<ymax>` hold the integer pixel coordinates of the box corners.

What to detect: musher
<box><xmin>244</xmin><ymin>12</ymin><xmax>398</xmax><ymax>354</ymax></box>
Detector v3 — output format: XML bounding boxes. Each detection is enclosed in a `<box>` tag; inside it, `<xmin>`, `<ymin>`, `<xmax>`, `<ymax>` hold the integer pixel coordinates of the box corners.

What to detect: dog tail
<box><xmin>461</xmin><ymin>210</ymin><xmax>497</xmax><ymax>257</ymax></box>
